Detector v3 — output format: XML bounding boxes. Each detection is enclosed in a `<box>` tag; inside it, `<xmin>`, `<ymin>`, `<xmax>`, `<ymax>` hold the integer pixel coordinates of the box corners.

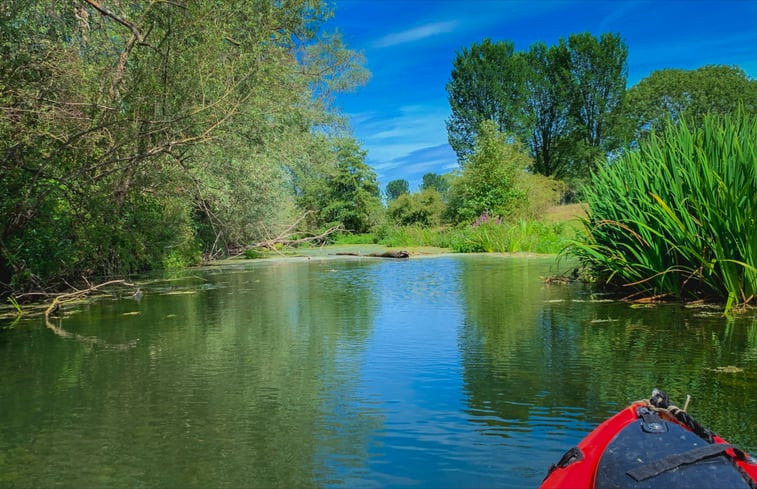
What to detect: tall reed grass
<box><xmin>565</xmin><ymin>112</ymin><xmax>756</xmax><ymax>311</ymax></box>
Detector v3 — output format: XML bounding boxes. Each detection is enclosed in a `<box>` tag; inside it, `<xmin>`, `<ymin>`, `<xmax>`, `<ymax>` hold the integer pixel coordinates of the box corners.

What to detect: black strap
<box><xmin>627</xmin><ymin>443</ymin><xmax>738</xmax><ymax>481</ymax></box>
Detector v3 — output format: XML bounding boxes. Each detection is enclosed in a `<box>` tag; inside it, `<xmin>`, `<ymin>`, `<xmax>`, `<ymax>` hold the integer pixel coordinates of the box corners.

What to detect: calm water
<box><xmin>1</xmin><ymin>255</ymin><xmax>756</xmax><ymax>488</ymax></box>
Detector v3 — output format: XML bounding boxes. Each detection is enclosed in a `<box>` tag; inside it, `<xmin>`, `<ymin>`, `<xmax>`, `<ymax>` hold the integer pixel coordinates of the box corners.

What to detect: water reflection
<box><xmin>0</xmin><ymin>259</ymin><xmax>383</xmax><ymax>488</ymax></box>
<box><xmin>0</xmin><ymin>255</ymin><xmax>755</xmax><ymax>489</ymax></box>
<box><xmin>458</xmin><ymin>256</ymin><xmax>757</xmax><ymax>473</ymax></box>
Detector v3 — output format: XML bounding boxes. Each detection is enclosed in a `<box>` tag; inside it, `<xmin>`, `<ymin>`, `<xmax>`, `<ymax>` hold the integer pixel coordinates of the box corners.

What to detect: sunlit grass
<box><xmin>564</xmin><ymin>111</ymin><xmax>756</xmax><ymax>312</ymax></box>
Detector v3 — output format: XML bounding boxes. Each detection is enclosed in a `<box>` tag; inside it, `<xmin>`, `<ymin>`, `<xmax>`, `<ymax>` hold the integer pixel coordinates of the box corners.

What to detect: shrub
<box><xmin>449</xmin><ymin>218</ymin><xmax>568</xmax><ymax>254</ymax></box>
<box><xmin>448</xmin><ymin>121</ymin><xmax>530</xmax><ymax>222</ymax></box>
<box><xmin>387</xmin><ymin>189</ymin><xmax>446</xmax><ymax>226</ymax></box>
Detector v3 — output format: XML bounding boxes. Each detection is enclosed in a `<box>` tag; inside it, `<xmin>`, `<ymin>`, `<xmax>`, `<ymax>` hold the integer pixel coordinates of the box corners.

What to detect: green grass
<box><xmin>448</xmin><ymin>220</ymin><xmax>571</xmax><ymax>254</ymax></box>
<box><xmin>564</xmin><ymin>111</ymin><xmax>756</xmax><ymax>312</ymax></box>
<box><xmin>369</xmin><ymin>219</ymin><xmax>575</xmax><ymax>254</ymax></box>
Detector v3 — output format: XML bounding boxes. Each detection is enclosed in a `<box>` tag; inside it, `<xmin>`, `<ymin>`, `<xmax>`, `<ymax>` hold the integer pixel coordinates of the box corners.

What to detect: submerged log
<box><xmin>335</xmin><ymin>250</ymin><xmax>410</xmax><ymax>259</ymax></box>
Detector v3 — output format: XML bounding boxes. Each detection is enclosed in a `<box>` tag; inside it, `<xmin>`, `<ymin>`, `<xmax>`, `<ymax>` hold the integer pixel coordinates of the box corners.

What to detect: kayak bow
<box><xmin>541</xmin><ymin>390</ymin><xmax>757</xmax><ymax>489</ymax></box>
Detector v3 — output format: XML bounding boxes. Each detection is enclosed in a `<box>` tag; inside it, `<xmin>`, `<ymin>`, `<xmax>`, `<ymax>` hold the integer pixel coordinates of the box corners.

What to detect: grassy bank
<box><xmin>332</xmin><ymin>209</ymin><xmax>582</xmax><ymax>255</ymax></box>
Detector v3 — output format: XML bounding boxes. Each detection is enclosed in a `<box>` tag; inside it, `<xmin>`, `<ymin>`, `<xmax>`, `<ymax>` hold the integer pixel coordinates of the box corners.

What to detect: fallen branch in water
<box><xmin>44</xmin><ymin>279</ymin><xmax>136</xmax><ymax>320</ymax></box>
<box><xmin>231</xmin><ymin>212</ymin><xmax>343</xmax><ymax>257</ymax></box>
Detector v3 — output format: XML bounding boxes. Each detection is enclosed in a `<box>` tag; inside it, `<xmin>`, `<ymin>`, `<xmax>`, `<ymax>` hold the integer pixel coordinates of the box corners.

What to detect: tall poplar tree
<box><xmin>445</xmin><ymin>39</ymin><xmax>526</xmax><ymax>164</ymax></box>
<box><xmin>564</xmin><ymin>32</ymin><xmax>628</xmax><ymax>175</ymax></box>
<box><xmin>445</xmin><ymin>33</ymin><xmax>628</xmax><ymax>179</ymax></box>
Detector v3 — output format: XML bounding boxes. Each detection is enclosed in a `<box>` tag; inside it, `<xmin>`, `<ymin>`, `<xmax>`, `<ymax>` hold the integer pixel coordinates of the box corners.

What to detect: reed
<box><xmin>565</xmin><ymin>111</ymin><xmax>756</xmax><ymax>311</ymax></box>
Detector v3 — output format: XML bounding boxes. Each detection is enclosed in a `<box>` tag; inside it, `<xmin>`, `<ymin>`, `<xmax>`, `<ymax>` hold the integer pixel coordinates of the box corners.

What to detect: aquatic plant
<box><xmin>565</xmin><ymin>111</ymin><xmax>756</xmax><ymax>312</ymax></box>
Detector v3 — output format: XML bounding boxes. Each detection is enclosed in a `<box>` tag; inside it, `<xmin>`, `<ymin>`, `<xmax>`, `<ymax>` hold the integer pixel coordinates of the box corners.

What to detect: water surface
<box><xmin>1</xmin><ymin>255</ymin><xmax>756</xmax><ymax>488</ymax></box>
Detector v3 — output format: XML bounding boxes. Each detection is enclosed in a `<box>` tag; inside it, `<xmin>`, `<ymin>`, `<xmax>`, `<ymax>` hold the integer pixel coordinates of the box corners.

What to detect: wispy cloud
<box><xmin>348</xmin><ymin>103</ymin><xmax>458</xmax><ymax>189</ymax></box>
<box><xmin>372</xmin><ymin>21</ymin><xmax>458</xmax><ymax>48</ymax></box>
<box><xmin>382</xmin><ymin>144</ymin><xmax>458</xmax><ymax>185</ymax></box>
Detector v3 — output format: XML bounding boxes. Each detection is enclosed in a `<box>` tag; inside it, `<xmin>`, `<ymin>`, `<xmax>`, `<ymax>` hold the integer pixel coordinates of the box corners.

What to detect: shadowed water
<box><xmin>1</xmin><ymin>255</ymin><xmax>756</xmax><ymax>488</ymax></box>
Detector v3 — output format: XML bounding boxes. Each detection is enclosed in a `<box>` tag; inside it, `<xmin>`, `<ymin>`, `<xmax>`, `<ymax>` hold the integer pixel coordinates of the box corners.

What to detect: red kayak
<box><xmin>541</xmin><ymin>390</ymin><xmax>757</xmax><ymax>489</ymax></box>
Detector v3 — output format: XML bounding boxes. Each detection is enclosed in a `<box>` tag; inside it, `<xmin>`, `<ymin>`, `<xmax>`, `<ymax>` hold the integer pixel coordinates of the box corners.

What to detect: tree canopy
<box><xmin>446</xmin><ymin>39</ymin><xmax>526</xmax><ymax>164</ymax></box>
<box><xmin>624</xmin><ymin>65</ymin><xmax>757</xmax><ymax>139</ymax></box>
<box><xmin>0</xmin><ymin>0</ymin><xmax>368</xmax><ymax>292</ymax></box>
<box><xmin>446</xmin><ymin>32</ymin><xmax>628</xmax><ymax>179</ymax></box>
<box><xmin>385</xmin><ymin>179</ymin><xmax>410</xmax><ymax>201</ymax></box>
<box><xmin>420</xmin><ymin>173</ymin><xmax>450</xmax><ymax>198</ymax></box>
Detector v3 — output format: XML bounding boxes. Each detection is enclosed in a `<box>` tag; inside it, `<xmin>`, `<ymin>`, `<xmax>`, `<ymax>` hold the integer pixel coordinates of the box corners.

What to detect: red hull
<box><xmin>540</xmin><ymin>401</ymin><xmax>757</xmax><ymax>489</ymax></box>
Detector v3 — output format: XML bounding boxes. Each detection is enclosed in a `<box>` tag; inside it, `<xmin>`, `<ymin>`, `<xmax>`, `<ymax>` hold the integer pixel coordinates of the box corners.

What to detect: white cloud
<box><xmin>372</xmin><ymin>21</ymin><xmax>458</xmax><ymax>48</ymax></box>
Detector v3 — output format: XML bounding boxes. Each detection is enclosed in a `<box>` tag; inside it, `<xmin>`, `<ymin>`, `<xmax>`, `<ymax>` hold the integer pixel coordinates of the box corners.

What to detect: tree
<box><xmin>564</xmin><ymin>32</ymin><xmax>628</xmax><ymax>176</ymax></box>
<box><xmin>521</xmin><ymin>42</ymin><xmax>573</xmax><ymax>177</ymax></box>
<box><xmin>387</xmin><ymin>189</ymin><xmax>446</xmax><ymax>226</ymax></box>
<box><xmin>624</xmin><ymin>65</ymin><xmax>757</xmax><ymax>140</ymax></box>
<box><xmin>385</xmin><ymin>179</ymin><xmax>409</xmax><ymax>201</ymax></box>
<box><xmin>445</xmin><ymin>33</ymin><xmax>628</xmax><ymax>180</ymax></box>
<box><xmin>0</xmin><ymin>0</ymin><xmax>368</xmax><ymax>292</ymax></box>
<box><xmin>420</xmin><ymin>173</ymin><xmax>450</xmax><ymax>198</ymax></box>
<box><xmin>448</xmin><ymin>121</ymin><xmax>530</xmax><ymax>223</ymax></box>
<box><xmin>446</xmin><ymin>39</ymin><xmax>527</xmax><ymax>164</ymax></box>
<box><xmin>318</xmin><ymin>138</ymin><xmax>382</xmax><ymax>233</ymax></box>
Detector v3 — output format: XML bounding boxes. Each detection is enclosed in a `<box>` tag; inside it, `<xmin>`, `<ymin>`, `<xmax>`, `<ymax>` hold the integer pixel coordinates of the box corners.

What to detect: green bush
<box><xmin>449</xmin><ymin>218</ymin><xmax>569</xmax><ymax>254</ymax></box>
<box><xmin>448</xmin><ymin>121</ymin><xmax>529</xmax><ymax>222</ymax></box>
<box><xmin>565</xmin><ymin>111</ymin><xmax>756</xmax><ymax>311</ymax></box>
<box><xmin>387</xmin><ymin>189</ymin><xmax>446</xmax><ymax>226</ymax></box>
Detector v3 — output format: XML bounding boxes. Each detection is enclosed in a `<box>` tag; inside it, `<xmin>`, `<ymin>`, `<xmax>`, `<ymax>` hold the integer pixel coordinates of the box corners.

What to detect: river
<box><xmin>1</xmin><ymin>254</ymin><xmax>755</xmax><ymax>488</ymax></box>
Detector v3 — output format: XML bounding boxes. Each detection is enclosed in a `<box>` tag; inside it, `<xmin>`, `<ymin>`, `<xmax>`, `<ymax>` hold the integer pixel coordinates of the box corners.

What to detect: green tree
<box><xmin>385</xmin><ymin>179</ymin><xmax>410</xmax><ymax>201</ymax></box>
<box><xmin>445</xmin><ymin>33</ymin><xmax>627</xmax><ymax>179</ymax></box>
<box><xmin>420</xmin><ymin>172</ymin><xmax>450</xmax><ymax>198</ymax></box>
<box><xmin>387</xmin><ymin>189</ymin><xmax>446</xmax><ymax>226</ymax></box>
<box><xmin>564</xmin><ymin>32</ymin><xmax>628</xmax><ymax>176</ymax></box>
<box><xmin>624</xmin><ymin>65</ymin><xmax>757</xmax><ymax>140</ymax></box>
<box><xmin>318</xmin><ymin>139</ymin><xmax>382</xmax><ymax>233</ymax></box>
<box><xmin>446</xmin><ymin>39</ymin><xmax>526</xmax><ymax>164</ymax></box>
<box><xmin>448</xmin><ymin>121</ymin><xmax>530</xmax><ymax>223</ymax></box>
<box><xmin>522</xmin><ymin>42</ymin><xmax>573</xmax><ymax>177</ymax></box>
<box><xmin>0</xmin><ymin>0</ymin><xmax>368</xmax><ymax>292</ymax></box>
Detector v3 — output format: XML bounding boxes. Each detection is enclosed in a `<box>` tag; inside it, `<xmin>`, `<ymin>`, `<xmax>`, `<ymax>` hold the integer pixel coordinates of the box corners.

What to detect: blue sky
<box><xmin>325</xmin><ymin>0</ymin><xmax>757</xmax><ymax>192</ymax></box>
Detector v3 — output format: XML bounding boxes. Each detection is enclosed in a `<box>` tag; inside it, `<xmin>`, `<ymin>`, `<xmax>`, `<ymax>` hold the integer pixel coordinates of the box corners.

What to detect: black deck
<box><xmin>594</xmin><ymin>417</ymin><xmax>751</xmax><ymax>489</ymax></box>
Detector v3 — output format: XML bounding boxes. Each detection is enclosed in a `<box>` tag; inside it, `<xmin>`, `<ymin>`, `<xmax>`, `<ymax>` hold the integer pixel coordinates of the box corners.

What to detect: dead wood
<box><xmin>44</xmin><ymin>279</ymin><xmax>137</xmax><ymax>320</ymax></box>
<box><xmin>335</xmin><ymin>250</ymin><xmax>410</xmax><ymax>259</ymax></box>
<box><xmin>230</xmin><ymin>212</ymin><xmax>343</xmax><ymax>257</ymax></box>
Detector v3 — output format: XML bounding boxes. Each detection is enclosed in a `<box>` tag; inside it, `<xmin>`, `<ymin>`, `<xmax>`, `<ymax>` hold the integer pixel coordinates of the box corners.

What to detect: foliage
<box><xmin>624</xmin><ymin>65</ymin><xmax>757</xmax><ymax>140</ymax></box>
<box><xmin>0</xmin><ymin>0</ymin><xmax>368</xmax><ymax>293</ymax></box>
<box><xmin>446</xmin><ymin>39</ymin><xmax>527</xmax><ymax>163</ymax></box>
<box><xmin>522</xmin><ymin>41</ymin><xmax>573</xmax><ymax>178</ymax></box>
<box><xmin>565</xmin><ymin>111</ymin><xmax>757</xmax><ymax>312</ymax></box>
<box><xmin>331</xmin><ymin>233</ymin><xmax>376</xmax><ymax>245</ymax></box>
<box><xmin>315</xmin><ymin>138</ymin><xmax>383</xmax><ymax>233</ymax></box>
<box><xmin>449</xmin><ymin>218</ymin><xmax>569</xmax><ymax>254</ymax></box>
<box><xmin>564</xmin><ymin>32</ymin><xmax>628</xmax><ymax>177</ymax></box>
<box><xmin>519</xmin><ymin>172</ymin><xmax>567</xmax><ymax>219</ymax></box>
<box><xmin>446</xmin><ymin>32</ymin><xmax>628</xmax><ymax>180</ymax></box>
<box><xmin>447</xmin><ymin>121</ymin><xmax>530</xmax><ymax>223</ymax></box>
<box><xmin>374</xmin><ymin>225</ymin><xmax>453</xmax><ymax>248</ymax></box>
<box><xmin>387</xmin><ymin>189</ymin><xmax>446</xmax><ymax>226</ymax></box>
<box><xmin>420</xmin><ymin>172</ymin><xmax>451</xmax><ymax>199</ymax></box>
<box><xmin>385</xmin><ymin>179</ymin><xmax>410</xmax><ymax>201</ymax></box>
